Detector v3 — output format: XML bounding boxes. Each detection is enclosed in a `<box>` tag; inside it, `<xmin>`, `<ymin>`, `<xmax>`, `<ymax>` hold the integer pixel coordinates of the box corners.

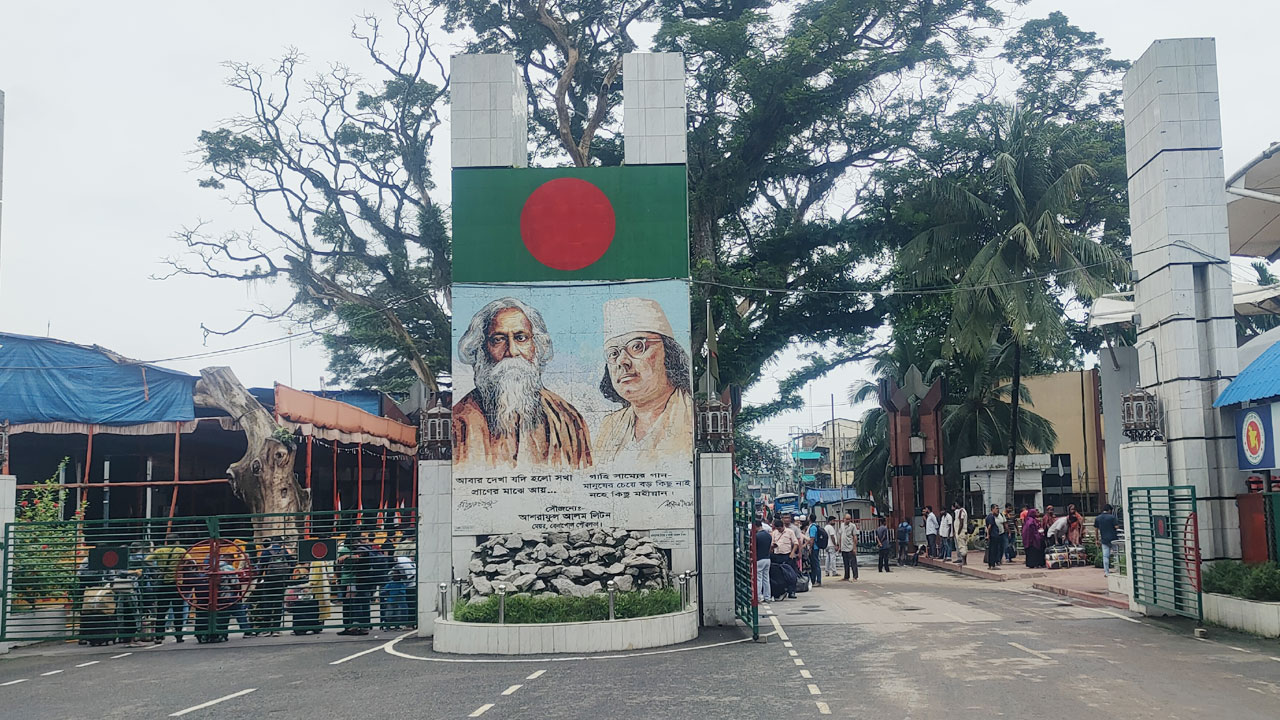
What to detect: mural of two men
<box><xmin>452</xmin><ymin>294</ymin><xmax>693</xmax><ymax>470</ymax></box>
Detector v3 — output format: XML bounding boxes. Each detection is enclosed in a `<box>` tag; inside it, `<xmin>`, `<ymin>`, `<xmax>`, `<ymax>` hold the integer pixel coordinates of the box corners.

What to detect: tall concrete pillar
<box><xmin>416</xmin><ymin>460</ymin><xmax>451</xmax><ymax>637</ymax></box>
<box><xmin>1123</xmin><ymin>38</ymin><xmax>1240</xmax><ymax>561</ymax></box>
<box><xmin>0</xmin><ymin>474</ymin><xmax>15</xmax><ymax>655</ymax></box>
<box><xmin>623</xmin><ymin>52</ymin><xmax>686</xmax><ymax>165</ymax></box>
<box><xmin>450</xmin><ymin>54</ymin><xmax>528</xmax><ymax>168</ymax></box>
<box><xmin>696</xmin><ymin>452</ymin><xmax>734</xmax><ymax>626</ymax></box>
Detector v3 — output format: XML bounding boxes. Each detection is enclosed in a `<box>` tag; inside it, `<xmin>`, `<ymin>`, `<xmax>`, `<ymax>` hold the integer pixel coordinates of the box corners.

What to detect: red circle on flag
<box><xmin>309</xmin><ymin>541</ymin><xmax>330</xmax><ymax>560</ymax></box>
<box><xmin>102</xmin><ymin>550</ymin><xmax>120</xmax><ymax>568</ymax></box>
<box><xmin>519</xmin><ymin>178</ymin><xmax>616</xmax><ymax>270</ymax></box>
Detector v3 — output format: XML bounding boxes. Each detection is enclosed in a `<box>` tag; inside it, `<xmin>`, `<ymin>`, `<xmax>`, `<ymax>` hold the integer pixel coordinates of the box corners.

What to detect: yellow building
<box><xmin>1020</xmin><ymin>369</ymin><xmax>1107</xmax><ymax>512</ymax></box>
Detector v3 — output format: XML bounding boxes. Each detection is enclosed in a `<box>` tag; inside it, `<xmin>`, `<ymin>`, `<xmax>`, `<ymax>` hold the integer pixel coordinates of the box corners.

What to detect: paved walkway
<box><xmin>914</xmin><ymin>556</ymin><xmax>1129</xmax><ymax>608</ymax></box>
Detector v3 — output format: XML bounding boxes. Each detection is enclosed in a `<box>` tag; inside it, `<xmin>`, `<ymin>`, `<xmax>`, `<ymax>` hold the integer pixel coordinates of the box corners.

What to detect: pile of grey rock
<box><xmin>466</xmin><ymin>528</ymin><xmax>669</xmax><ymax>598</ymax></box>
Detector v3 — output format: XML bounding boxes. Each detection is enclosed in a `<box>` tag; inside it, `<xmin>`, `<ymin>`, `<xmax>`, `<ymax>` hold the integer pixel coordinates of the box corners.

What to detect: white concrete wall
<box><xmin>623</xmin><ymin>53</ymin><xmax>686</xmax><ymax>165</ymax></box>
<box><xmin>417</xmin><ymin>460</ymin><xmax>452</xmax><ymax>637</ymax></box>
<box><xmin>0</xmin><ymin>475</ymin><xmax>14</xmax><ymax>654</ymax></box>
<box><xmin>696</xmin><ymin>452</ymin><xmax>733</xmax><ymax>626</ymax></box>
<box><xmin>968</xmin><ymin>469</ymin><xmax>1043</xmax><ymax>510</ymax></box>
<box><xmin>434</xmin><ymin>608</ymin><xmax>699</xmax><ymax>654</ymax></box>
<box><xmin>1123</xmin><ymin>38</ymin><xmax>1239</xmax><ymax>561</ymax></box>
<box><xmin>450</xmin><ymin>53</ymin><xmax>528</xmax><ymax>168</ymax></box>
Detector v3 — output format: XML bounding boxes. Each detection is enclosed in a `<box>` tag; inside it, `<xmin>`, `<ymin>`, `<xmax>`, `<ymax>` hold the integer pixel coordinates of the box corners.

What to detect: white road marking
<box><xmin>1271</xmin><ymin>657</ymin><xmax>1280</xmax><ymax>663</ymax></box>
<box><xmin>1084</xmin><ymin>607</ymin><xmax>1142</xmax><ymax>624</ymax></box>
<box><xmin>1228</xmin><ymin>646</ymin><xmax>1249</xmax><ymax>653</ymax></box>
<box><xmin>40</xmin><ymin>670</ymin><xmax>63</xmax><ymax>676</ymax></box>
<box><xmin>794</xmin><ymin>658</ymin><xmax>805</xmax><ymax>666</ymax></box>
<box><xmin>783</xmin><ymin>641</ymin><xmax>793</xmax><ymax>648</ymax></box>
<box><xmin>110</xmin><ymin>653</ymin><xmax>132</xmax><ymax>659</ymax></box>
<box><xmin>1248</xmin><ymin>687</ymin><xmax>1264</xmax><ymax>694</ymax></box>
<box><xmin>808</xmin><ymin>684</ymin><xmax>822</xmax><ymax>695</ymax></box>
<box><xmin>468</xmin><ymin>704</ymin><xmax>494</xmax><ymax>717</ymax></box>
<box><xmin>331</xmin><ymin>630</ymin><xmax>416</xmax><ymax>665</ymax></box>
<box><xmin>502</xmin><ymin>685</ymin><xmax>522</xmax><ymax>695</ymax></box>
<box><xmin>168</xmin><ymin>688</ymin><xmax>257</xmax><ymax>717</ymax></box>
<box><xmin>800</xmin><ymin>670</ymin><xmax>812</xmax><ymax>679</ymax></box>
<box><xmin>384</xmin><ymin>630</ymin><xmax>776</xmax><ymax>664</ymax></box>
<box><xmin>1008</xmin><ymin>642</ymin><xmax>1052</xmax><ymax>661</ymax></box>
<box><xmin>815</xmin><ymin>701</ymin><xmax>831</xmax><ymax>715</ymax></box>
<box><xmin>75</xmin><ymin>661</ymin><xmax>99</xmax><ymax>668</ymax></box>
<box><xmin>788</xmin><ymin>650</ymin><xmax>798</xmax><ymax>657</ymax></box>
<box><xmin>2</xmin><ymin>679</ymin><xmax>29</xmax><ymax>686</ymax></box>
<box><xmin>526</xmin><ymin>669</ymin><xmax>546</xmax><ymax>680</ymax></box>
<box><xmin>769</xmin><ymin>615</ymin><xmax>789</xmax><ymax>641</ymax></box>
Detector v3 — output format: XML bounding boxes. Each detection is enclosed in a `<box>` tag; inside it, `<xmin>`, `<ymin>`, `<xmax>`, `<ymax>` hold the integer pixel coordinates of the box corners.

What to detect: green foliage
<box><xmin>454</xmin><ymin>589</ymin><xmax>682</xmax><ymax>624</ymax></box>
<box><xmin>733</xmin><ymin>432</ymin><xmax>789</xmax><ymax>480</ymax></box>
<box><xmin>1203</xmin><ymin>560</ymin><xmax>1280</xmax><ymax>601</ymax></box>
<box><xmin>12</xmin><ymin>459</ymin><xmax>87</xmax><ymax>606</ymax></box>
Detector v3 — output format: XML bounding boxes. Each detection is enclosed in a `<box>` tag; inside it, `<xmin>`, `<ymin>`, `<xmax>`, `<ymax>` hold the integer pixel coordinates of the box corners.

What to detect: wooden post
<box><xmin>380</xmin><ymin>447</ymin><xmax>387</xmax><ymax>512</ymax></box>
<box><xmin>165</xmin><ymin>424</ymin><xmax>182</xmax><ymax>536</ymax></box>
<box><xmin>82</xmin><ymin>425</ymin><xmax>95</xmax><ymax>487</ymax></box>
<box><xmin>357</xmin><ymin>442</ymin><xmax>364</xmax><ymax>511</ymax></box>
<box><xmin>332</xmin><ymin>441</ymin><xmax>339</xmax><ymax>511</ymax></box>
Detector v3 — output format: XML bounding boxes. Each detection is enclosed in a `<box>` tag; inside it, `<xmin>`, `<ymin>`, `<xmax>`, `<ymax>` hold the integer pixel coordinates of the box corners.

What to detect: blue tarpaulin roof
<box><xmin>1215</xmin><ymin>341</ymin><xmax>1280</xmax><ymax>407</ymax></box>
<box><xmin>805</xmin><ymin>488</ymin><xmax>864</xmax><ymax>505</ymax></box>
<box><xmin>0</xmin><ymin>332</ymin><xmax>197</xmax><ymax>426</ymax></box>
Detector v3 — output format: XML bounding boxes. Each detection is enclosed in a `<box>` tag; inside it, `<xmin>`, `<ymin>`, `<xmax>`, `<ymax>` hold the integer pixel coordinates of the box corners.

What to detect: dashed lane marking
<box><xmin>794</xmin><ymin>658</ymin><xmax>805</xmax><ymax>666</ymax></box>
<box><xmin>783</xmin><ymin>642</ymin><xmax>793</xmax><ymax>648</ymax></box>
<box><xmin>800</xmin><ymin>670</ymin><xmax>812</xmax><ymax>679</ymax></box>
<box><xmin>816</xmin><ymin>701</ymin><xmax>831</xmax><ymax>714</ymax></box>
<box><xmin>169</xmin><ymin>688</ymin><xmax>257</xmax><ymax>717</ymax></box>
<box><xmin>502</xmin><ymin>685</ymin><xmax>522</xmax><ymax>695</ymax></box>
<box><xmin>788</xmin><ymin>650</ymin><xmax>798</xmax><ymax>657</ymax></box>
<box><xmin>808</xmin><ymin>684</ymin><xmax>822</xmax><ymax>695</ymax></box>
<box><xmin>1081</xmin><ymin>607</ymin><xmax>1142</xmax><ymax>624</ymax></box>
<box><xmin>110</xmin><ymin>653</ymin><xmax>132</xmax><ymax>659</ymax></box>
<box><xmin>468</xmin><ymin>704</ymin><xmax>494</xmax><ymax>717</ymax></box>
<box><xmin>2</xmin><ymin>679</ymin><xmax>28</xmax><ymax>686</ymax></box>
<box><xmin>1008</xmin><ymin>642</ymin><xmax>1052</xmax><ymax>661</ymax></box>
<box><xmin>769</xmin><ymin>615</ymin><xmax>789</xmax><ymax>641</ymax></box>
<box><xmin>526</xmin><ymin>670</ymin><xmax>546</xmax><ymax>680</ymax></box>
<box><xmin>75</xmin><ymin>661</ymin><xmax>99</xmax><ymax>668</ymax></box>
<box><xmin>40</xmin><ymin>670</ymin><xmax>63</xmax><ymax>676</ymax></box>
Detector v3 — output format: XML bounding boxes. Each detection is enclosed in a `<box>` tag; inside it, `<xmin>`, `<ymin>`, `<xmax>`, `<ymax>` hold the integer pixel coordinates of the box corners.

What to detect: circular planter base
<box><xmin>433</xmin><ymin>607</ymin><xmax>698</xmax><ymax>655</ymax></box>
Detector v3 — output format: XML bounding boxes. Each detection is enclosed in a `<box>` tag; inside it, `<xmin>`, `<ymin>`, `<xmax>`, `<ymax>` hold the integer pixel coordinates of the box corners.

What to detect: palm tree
<box><xmin>900</xmin><ymin>105</ymin><xmax>1127</xmax><ymax>504</ymax></box>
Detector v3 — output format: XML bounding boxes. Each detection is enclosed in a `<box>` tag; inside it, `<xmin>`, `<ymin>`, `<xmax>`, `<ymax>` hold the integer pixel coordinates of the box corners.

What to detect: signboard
<box><xmin>450</xmin><ymin>279</ymin><xmax>694</xmax><ymax>535</ymax></box>
<box><xmin>1236</xmin><ymin>405</ymin><xmax>1277</xmax><ymax>471</ymax></box>
<box><xmin>648</xmin><ymin>529</ymin><xmax>692</xmax><ymax>549</ymax></box>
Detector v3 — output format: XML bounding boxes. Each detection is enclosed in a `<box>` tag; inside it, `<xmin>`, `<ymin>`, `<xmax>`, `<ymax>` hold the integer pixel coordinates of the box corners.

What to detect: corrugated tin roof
<box><xmin>1214</xmin><ymin>341</ymin><xmax>1280</xmax><ymax>407</ymax></box>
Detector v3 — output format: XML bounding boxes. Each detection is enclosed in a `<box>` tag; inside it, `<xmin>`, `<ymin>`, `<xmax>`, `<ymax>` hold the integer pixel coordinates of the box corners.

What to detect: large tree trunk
<box><xmin>194</xmin><ymin>367</ymin><xmax>310</xmax><ymax>537</ymax></box>
<box><xmin>1004</xmin><ymin>340</ymin><xmax>1022</xmax><ymax>507</ymax></box>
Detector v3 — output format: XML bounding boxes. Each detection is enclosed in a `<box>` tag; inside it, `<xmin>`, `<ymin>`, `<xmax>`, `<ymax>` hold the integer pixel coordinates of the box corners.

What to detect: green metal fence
<box><xmin>732</xmin><ymin>498</ymin><xmax>759</xmax><ymax>640</ymax></box>
<box><xmin>1127</xmin><ymin>486</ymin><xmax>1201</xmax><ymax>622</ymax></box>
<box><xmin>1</xmin><ymin>509</ymin><xmax>417</xmax><ymax>646</ymax></box>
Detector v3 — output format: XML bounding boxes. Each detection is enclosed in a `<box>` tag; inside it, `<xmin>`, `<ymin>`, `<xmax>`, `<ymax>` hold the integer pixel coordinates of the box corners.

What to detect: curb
<box><xmin>916</xmin><ymin>556</ymin><xmax>1042</xmax><ymax>582</ymax></box>
<box><xmin>1032</xmin><ymin>582</ymin><xmax>1131</xmax><ymax>609</ymax></box>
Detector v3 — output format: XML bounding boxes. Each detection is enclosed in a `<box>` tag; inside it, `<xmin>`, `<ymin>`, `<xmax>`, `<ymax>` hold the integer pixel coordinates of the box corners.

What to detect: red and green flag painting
<box><xmin>451</xmin><ymin>166</ymin><xmax>689</xmax><ymax>282</ymax></box>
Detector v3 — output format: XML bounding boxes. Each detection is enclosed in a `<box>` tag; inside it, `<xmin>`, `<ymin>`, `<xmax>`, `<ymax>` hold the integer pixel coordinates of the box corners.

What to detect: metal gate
<box><xmin>732</xmin><ymin>498</ymin><xmax>759</xmax><ymax>640</ymax></box>
<box><xmin>1127</xmin><ymin>486</ymin><xmax>1201</xmax><ymax>621</ymax></box>
<box><xmin>1</xmin><ymin>509</ymin><xmax>416</xmax><ymax>645</ymax></box>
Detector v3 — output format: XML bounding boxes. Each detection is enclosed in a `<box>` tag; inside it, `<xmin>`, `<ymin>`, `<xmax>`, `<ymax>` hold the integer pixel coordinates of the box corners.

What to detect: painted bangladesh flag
<box><xmin>451</xmin><ymin>165</ymin><xmax>689</xmax><ymax>282</ymax></box>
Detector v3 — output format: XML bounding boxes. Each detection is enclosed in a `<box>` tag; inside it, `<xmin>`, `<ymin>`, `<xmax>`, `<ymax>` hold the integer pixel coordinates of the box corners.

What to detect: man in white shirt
<box><xmin>951</xmin><ymin>502</ymin><xmax>969</xmax><ymax>564</ymax></box>
<box><xmin>939</xmin><ymin>509</ymin><xmax>954</xmax><ymax>561</ymax></box>
<box><xmin>838</xmin><ymin>513</ymin><xmax>858</xmax><ymax>581</ymax></box>
<box><xmin>823</xmin><ymin>516</ymin><xmax>839</xmax><ymax>577</ymax></box>
<box><xmin>925</xmin><ymin>507</ymin><xmax>940</xmax><ymax>558</ymax></box>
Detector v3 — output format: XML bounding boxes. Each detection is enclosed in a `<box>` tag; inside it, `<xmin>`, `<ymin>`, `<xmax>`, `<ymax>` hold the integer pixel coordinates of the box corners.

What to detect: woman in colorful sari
<box><xmin>1066</xmin><ymin>504</ymin><xmax>1085</xmax><ymax>546</ymax></box>
<box><xmin>1022</xmin><ymin>509</ymin><xmax>1046</xmax><ymax>569</ymax></box>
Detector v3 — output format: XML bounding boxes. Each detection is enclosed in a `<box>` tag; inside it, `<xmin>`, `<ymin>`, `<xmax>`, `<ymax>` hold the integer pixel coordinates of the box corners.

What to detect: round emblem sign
<box><xmin>1243</xmin><ymin>410</ymin><xmax>1265</xmax><ymax>465</ymax></box>
<box><xmin>519</xmin><ymin>178</ymin><xmax>616</xmax><ymax>271</ymax></box>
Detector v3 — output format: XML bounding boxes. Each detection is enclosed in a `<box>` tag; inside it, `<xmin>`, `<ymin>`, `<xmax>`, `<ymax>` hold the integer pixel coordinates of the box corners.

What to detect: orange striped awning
<box><xmin>274</xmin><ymin>384</ymin><xmax>416</xmax><ymax>454</ymax></box>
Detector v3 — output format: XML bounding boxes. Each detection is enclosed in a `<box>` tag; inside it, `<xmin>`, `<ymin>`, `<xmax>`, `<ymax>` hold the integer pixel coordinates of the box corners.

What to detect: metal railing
<box><xmin>1</xmin><ymin>509</ymin><xmax>417</xmax><ymax>645</ymax></box>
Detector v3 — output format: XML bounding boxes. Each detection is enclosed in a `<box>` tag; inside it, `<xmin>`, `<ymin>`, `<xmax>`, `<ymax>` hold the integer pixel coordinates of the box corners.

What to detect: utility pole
<box><xmin>830</xmin><ymin>394</ymin><xmax>838</xmax><ymax>488</ymax></box>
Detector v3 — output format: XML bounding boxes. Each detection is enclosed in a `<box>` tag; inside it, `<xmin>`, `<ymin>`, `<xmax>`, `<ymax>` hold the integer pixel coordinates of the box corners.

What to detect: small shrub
<box><xmin>455</xmin><ymin>589</ymin><xmax>681</xmax><ymax>624</ymax></box>
<box><xmin>1203</xmin><ymin>560</ymin><xmax>1250</xmax><ymax>596</ymax></box>
<box><xmin>1240</xmin><ymin>564</ymin><xmax>1280</xmax><ymax>602</ymax></box>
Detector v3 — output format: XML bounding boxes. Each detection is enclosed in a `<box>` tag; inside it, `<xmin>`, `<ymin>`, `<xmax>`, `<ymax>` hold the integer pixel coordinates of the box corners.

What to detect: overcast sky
<box><xmin>1</xmin><ymin>1</ymin><xmax>1276</xmax><ymax>443</ymax></box>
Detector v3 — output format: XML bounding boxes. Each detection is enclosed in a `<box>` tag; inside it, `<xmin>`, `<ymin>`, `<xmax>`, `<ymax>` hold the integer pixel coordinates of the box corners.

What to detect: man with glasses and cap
<box><xmin>596</xmin><ymin>297</ymin><xmax>694</xmax><ymax>464</ymax></box>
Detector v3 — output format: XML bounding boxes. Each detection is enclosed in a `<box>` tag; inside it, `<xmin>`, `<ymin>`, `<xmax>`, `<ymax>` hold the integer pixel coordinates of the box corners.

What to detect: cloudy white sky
<box><xmin>1</xmin><ymin>1</ymin><xmax>1276</xmax><ymax>442</ymax></box>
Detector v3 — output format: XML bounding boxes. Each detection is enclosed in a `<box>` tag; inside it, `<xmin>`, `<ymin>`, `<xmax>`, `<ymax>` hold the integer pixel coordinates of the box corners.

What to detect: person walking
<box><xmin>985</xmin><ymin>504</ymin><xmax>1004</xmax><ymax>570</ymax></box>
<box><xmin>823</xmin><ymin>516</ymin><xmax>839</xmax><ymax>577</ymax></box>
<box><xmin>838</xmin><ymin>513</ymin><xmax>858</xmax><ymax>581</ymax></box>
<box><xmin>952</xmin><ymin>502</ymin><xmax>969</xmax><ymax>563</ymax></box>
<box><xmin>753</xmin><ymin>519</ymin><xmax>772</xmax><ymax>601</ymax></box>
<box><xmin>924</xmin><ymin>507</ymin><xmax>939</xmax><ymax>558</ymax></box>
<box><xmin>1094</xmin><ymin>504</ymin><xmax>1120</xmax><ymax>576</ymax></box>
<box><xmin>809</xmin><ymin>517</ymin><xmax>828</xmax><ymax>586</ymax></box>
<box><xmin>1023</xmin><ymin>509</ymin><xmax>1047</xmax><ymax>569</ymax></box>
<box><xmin>874</xmin><ymin>518</ymin><xmax>892</xmax><ymax>573</ymax></box>
<box><xmin>896</xmin><ymin>517</ymin><xmax>912</xmax><ymax>565</ymax></box>
<box><xmin>938</xmin><ymin>508</ymin><xmax>954</xmax><ymax>562</ymax></box>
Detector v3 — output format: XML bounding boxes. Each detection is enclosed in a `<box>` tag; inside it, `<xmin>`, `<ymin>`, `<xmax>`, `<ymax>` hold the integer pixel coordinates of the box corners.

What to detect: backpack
<box><xmin>816</xmin><ymin>525</ymin><xmax>829</xmax><ymax>550</ymax></box>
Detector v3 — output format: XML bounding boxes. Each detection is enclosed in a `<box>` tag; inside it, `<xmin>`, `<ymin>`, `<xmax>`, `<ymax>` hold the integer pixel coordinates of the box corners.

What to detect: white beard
<box><xmin>474</xmin><ymin>356</ymin><xmax>545</xmax><ymax>437</ymax></box>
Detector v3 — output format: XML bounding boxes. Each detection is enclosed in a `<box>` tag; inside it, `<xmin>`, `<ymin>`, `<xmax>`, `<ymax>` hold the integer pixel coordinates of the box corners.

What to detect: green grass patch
<box><xmin>1204</xmin><ymin>560</ymin><xmax>1280</xmax><ymax>602</ymax></box>
<box><xmin>454</xmin><ymin>588</ymin><xmax>682</xmax><ymax>624</ymax></box>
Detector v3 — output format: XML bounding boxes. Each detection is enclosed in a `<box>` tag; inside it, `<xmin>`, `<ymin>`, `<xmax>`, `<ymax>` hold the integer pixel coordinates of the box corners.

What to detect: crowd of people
<box><xmin>74</xmin><ymin>530</ymin><xmax>416</xmax><ymax>646</ymax></box>
<box><xmin>750</xmin><ymin>501</ymin><xmax>1122</xmax><ymax>602</ymax></box>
